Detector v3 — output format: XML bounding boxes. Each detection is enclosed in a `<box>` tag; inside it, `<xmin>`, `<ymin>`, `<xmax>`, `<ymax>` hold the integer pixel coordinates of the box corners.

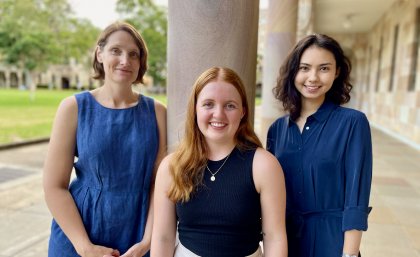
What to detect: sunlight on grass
<box><xmin>0</xmin><ymin>88</ymin><xmax>260</xmax><ymax>144</ymax></box>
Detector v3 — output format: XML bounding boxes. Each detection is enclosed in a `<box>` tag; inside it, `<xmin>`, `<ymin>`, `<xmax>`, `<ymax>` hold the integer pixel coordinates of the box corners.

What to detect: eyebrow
<box><xmin>200</xmin><ymin>99</ymin><xmax>240</xmax><ymax>104</ymax></box>
<box><xmin>109</xmin><ymin>44</ymin><xmax>139</xmax><ymax>52</ymax></box>
<box><xmin>300</xmin><ymin>62</ymin><xmax>333</xmax><ymax>66</ymax></box>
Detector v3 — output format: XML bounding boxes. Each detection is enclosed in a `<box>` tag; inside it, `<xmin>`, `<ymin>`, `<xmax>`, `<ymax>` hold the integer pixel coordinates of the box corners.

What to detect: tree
<box><xmin>116</xmin><ymin>0</ymin><xmax>168</xmax><ymax>87</ymax></box>
<box><xmin>0</xmin><ymin>0</ymin><xmax>100</xmax><ymax>90</ymax></box>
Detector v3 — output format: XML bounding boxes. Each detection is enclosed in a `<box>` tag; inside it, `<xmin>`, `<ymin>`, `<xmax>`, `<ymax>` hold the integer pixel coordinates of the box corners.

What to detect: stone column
<box><xmin>296</xmin><ymin>0</ymin><xmax>314</xmax><ymax>41</ymax></box>
<box><xmin>260</xmin><ymin>0</ymin><xmax>298</xmax><ymax>145</ymax></box>
<box><xmin>5</xmin><ymin>71</ymin><xmax>10</xmax><ymax>88</ymax></box>
<box><xmin>167</xmin><ymin>0</ymin><xmax>260</xmax><ymax>150</ymax></box>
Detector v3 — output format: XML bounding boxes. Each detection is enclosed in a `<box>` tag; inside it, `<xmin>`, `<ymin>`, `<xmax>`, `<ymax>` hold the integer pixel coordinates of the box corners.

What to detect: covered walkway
<box><xmin>361</xmin><ymin>127</ymin><xmax>420</xmax><ymax>256</ymax></box>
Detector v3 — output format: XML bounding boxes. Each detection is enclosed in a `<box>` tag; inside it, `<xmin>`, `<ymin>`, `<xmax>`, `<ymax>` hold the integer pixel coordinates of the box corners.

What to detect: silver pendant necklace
<box><xmin>206</xmin><ymin>153</ymin><xmax>231</xmax><ymax>182</ymax></box>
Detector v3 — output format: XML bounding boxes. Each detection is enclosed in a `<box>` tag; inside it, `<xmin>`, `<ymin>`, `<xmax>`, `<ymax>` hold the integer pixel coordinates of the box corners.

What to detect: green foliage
<box><xmin>0</xmin><ymin>0</ymin><xmax>100</xmax><ymax>71</ymax></box>
<box><xmin>116</xmin><ymin>0</ymin><xmax>168</xmax><ymax>86</ymax></box>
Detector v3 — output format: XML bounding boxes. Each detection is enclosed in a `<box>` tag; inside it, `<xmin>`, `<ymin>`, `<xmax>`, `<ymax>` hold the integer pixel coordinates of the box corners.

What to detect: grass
<box><xmin>0</xmin><ymin>88</ymin><xmax>260</xmax><ymax>145</ymax></box>
<box><xmin>0</xmin><ymin>89</ymin><xmax>76</xmax><ymax>144</ymax></box>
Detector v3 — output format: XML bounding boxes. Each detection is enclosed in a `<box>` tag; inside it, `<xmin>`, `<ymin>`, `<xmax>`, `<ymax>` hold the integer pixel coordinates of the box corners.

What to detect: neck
<box><xmin>207</xmin><ymin>141</ymin><xmax>236</xmax><ymax>161</ymax></box>
<box><xmin>300</xmin><ymin>96</ymin><xmax>325</xmax><ymax>119</ymax></box>
<box><xmin>94</xmin><ymin>86</ymin><xmax>138</xmax><ymax>109</ymax></box>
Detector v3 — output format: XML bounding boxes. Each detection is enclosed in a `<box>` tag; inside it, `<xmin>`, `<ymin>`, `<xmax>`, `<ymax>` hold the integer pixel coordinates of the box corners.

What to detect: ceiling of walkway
<box><xmin>314</xmin><ymin>0</ymin><xmax>399</xmax><ymax>34</ymax></box>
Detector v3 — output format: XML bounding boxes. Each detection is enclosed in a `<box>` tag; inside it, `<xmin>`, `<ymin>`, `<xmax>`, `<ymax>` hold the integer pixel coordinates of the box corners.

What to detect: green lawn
<box><xmin>0</xmin><ymin>89</ymin><xmax>75</xmax><ymax>144</ymax></box>
<box><xmin>0</xmin><ymin>89</ymin><xmax>166</xmax><ymax>144</ymax></box>
<box><xmin>0</xmin><ymin>88</ymin><xmax>260</xmax><ymax>145</ymax></box>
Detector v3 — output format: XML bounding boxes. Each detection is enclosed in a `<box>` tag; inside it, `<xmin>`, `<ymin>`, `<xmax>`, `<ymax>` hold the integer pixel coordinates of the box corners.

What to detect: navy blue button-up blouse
<box><xmin>267</xmin><ymin>101</ymin><xmax>372</xmax><ymax>257</ymax></box>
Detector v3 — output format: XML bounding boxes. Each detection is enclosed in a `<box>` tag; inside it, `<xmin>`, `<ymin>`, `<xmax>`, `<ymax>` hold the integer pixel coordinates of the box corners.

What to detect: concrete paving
<box><xmin>0</xmin><ymin>143</ymin><xmax>50</xmax><ymax>257</ymax></box>
<box><xmin>0</xmin><ymin>125</ymin><xmax>419</xmax><ymax>256</ymax></box>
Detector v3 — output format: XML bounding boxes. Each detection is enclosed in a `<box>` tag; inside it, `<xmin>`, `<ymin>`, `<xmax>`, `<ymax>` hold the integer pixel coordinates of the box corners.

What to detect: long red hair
<box><xmin>167</xmin><ymin>67</ymin><xmax>262</xmax><ymax>202</ymax></box>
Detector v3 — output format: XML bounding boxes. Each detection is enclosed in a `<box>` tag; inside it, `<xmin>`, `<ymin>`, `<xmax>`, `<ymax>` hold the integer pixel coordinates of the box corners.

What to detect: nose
<box><xmin>119</xmin><ymin>53</ymin><xmax>130</xmax><ymax>65</ymax></box>
<box><xmin>213</xmin><ymin>105</ymin><xmax>225</xmax><ymax>118</ymax></box>
<box><xmin>308</xmin><ymin>70</ymin><xmax>319</xmax><ymax>83</ymax></box>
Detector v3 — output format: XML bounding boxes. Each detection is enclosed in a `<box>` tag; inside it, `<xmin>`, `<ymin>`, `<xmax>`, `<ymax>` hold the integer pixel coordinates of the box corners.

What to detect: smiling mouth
<box><xmin>304</xmin><ymin>85</ymin><xmax>321</xmax><ymax>89</ymax></box>
<box><xmin>116</xmin><ymin>69</ymin><xmax>132</xmax><ymax>73</ymax></box>
<box><xmin>304</xmin><ymin>85</ymin><xmax>322</xmax><ymax>93</ymax></box>
<box><xmin>210</xmin><ymin>122</ymin><xmax>227</xmax><ymax>128</ymax></box>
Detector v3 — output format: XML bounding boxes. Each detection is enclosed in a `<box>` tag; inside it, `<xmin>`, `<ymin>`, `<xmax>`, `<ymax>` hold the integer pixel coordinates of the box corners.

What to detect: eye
<box><xmin>225</xmin><ymin>103</ymin><xmax>237</xmax><ymax>110</ymax></box>
<box><xmin>202</xmin><ymin>101</ymin><xmax>214</xmax><ymax>108</ymax></box>
<box><xmin>129</xmin><ymin>51</ymin><xmax>140</xmax><ymax>59</ymax></box>
<box><xmin>320</xmin><ymin>66</ymin><xmax>330</xmax><ymax>72</ymax></box>
<box><xmin>110</xmin><ymin>48</ymin><xmax>121</xmax><ymax>55</ymax></box>
<box><xmin>298</xmin><ymin>66</ymin><xmax>309</xmax><ymax>71</ymax></box>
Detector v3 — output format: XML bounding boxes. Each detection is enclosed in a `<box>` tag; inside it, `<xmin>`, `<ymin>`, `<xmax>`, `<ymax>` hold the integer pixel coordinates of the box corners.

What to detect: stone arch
<box><xmin>10</xmin><ymin>72</ymin><xmax>18</xmax><ymax>88</ymax></box>
<box><xmin>0</xmin><ymin>71</ymin><xmax>6</xmax><ymax>88</ymax></box>
<box><xmin>61</xmin><ymin>77</ymin><xmax>70</xmax><ymax>89</ymax></box>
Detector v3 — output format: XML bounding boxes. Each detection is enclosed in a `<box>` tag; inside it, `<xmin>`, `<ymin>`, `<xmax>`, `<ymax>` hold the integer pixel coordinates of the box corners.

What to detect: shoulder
<box><xmin>335</xmin><ymin>106</ymin><xmax>368</xmax><ymax>120</ymax></box>
<box><xmin>154</xmin><ymin>99</ymin><xmax>167</xmax><ymax>116</ymax></box>
<box><xmin>267</xmin><ymin>115</ymin><xmax>290</xmax><ymax>139</ymax></box>
<box><xmin>270</xmin><ymin>115</ymin><xmax>289</xmax><ymax>127</ymax></box>
<box><xmin>268</xmin><ymin>115</ymin><xmax>289</xmax><ymax>132</ymax></box>
<box><xmin>51</xmin><ymin>96</ymin><xmax>78</xmax><ymax>137</ymax></box>
<box><xmin>333</xmin><ymin>106</ymin><xmax>370</xmax><ymax>129</ymax></box>
<box><xmin>57</xmin><ymin>95</ymin><xmax>78</xmax><ymax>116</ymax></box>
<box><xmin>156</xmin><ymin>154</ymin><xmax>174</xmax><ymax>184</ymax></box>
<box><xmin>253</xmin><ymin>148</ymin><xmax>282</xmax><ymax>173</ymax></box>
<box><xmin>254</xmin><ymin>147</ymin><xmax>276</xmax><ymax>160</ymax></box>
<box><xmin>252</xmin><ymin>148</ymin><xmax>283</xmax><ymax>192</ymax></box>
<box><xmin>253</xmin><ymin>148</ymin><xmax>281</xmax><ymax>168</ymax></box>
<box><xmin>153</xmin><ymin>99</ymin><xmax>167</xmax><ymax>133</ymax></box>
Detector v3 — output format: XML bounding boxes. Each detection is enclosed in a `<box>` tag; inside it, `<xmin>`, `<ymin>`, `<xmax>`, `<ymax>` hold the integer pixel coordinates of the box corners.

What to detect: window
<box><xmin>408</xmin><ymin>8</ymin><xmax>420</xmax><ymax>91</ymax></box>
<box><xmin>389</xmin><ymin>25</ymin><xmax>399</xmax><ymax>91</ymax></box>
<box><xmin>375</xmin><ymin>36</ymin><xmax>384</xmax><ymax>92</ymax></box>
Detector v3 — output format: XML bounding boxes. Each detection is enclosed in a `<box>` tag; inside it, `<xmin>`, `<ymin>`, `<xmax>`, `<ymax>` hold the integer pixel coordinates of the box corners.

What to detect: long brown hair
<box><xmin>168</xmin><ymin>67</ymin><xmax>262</xmax><ymax>202</ymax></box>
<box><xmin>92</xmin><ymin>21</ymin><xmax>148</xmax><ymax>84</ymax></box>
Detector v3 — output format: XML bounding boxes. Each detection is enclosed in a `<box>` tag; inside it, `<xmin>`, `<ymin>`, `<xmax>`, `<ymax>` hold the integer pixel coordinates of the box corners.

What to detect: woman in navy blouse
<box><xmin>266</xmin><ymin>34</ymin><xmax>372</xmax><ymax>257</ymax></box>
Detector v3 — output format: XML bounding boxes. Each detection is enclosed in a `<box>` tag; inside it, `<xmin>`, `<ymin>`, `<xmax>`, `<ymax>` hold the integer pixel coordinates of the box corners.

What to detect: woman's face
<box><xmin>196</xmin><ymin>80</ymin><xmax>244</xmax><ymax>147</ymax></box>
<box><xmin>294</xmin><ymin>46</ymin><xmax>338</xmax><ymax>104</ymax></box>
<box><xmin>96</xmin><ymin>30</ymin><xmax>140</xmax><ymax>86</ymax></box>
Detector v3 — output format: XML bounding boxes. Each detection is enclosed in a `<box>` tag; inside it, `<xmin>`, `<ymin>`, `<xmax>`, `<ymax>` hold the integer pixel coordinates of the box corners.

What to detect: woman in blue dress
<box><xmin>266</xmin><ymin>34</ymin><xmax>372</xmax><ymax>257</ymax></box>
<box><xmin>43</xmin><ymin>21</ymin><xmax>167</xmax><ymax>257</ymax></box>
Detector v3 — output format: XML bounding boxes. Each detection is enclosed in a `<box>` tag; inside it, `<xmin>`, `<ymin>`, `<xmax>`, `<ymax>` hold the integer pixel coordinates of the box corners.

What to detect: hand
<box><xmin>77</xmin><ymin>243</ymin><xmax>120</xmax><ymax>257</ymax></box>
<box><xmin>120</xmin><ymin>241</ymin><xmax>150</xmax><ymax>257</ymax></box>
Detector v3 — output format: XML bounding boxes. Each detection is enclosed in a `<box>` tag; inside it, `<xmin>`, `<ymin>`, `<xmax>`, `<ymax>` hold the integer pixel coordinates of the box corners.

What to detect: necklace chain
<box><xmin>206</xmin><ymin>153</ymin><xmax>231</xmax><ymax>182</ymax></box>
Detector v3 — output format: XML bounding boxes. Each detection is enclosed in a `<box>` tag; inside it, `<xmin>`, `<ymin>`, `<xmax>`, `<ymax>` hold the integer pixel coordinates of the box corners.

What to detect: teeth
<box><xmin>210</xmin><ymin>122</ymin><xmax>225</xmax><ymax>127</ymax></box>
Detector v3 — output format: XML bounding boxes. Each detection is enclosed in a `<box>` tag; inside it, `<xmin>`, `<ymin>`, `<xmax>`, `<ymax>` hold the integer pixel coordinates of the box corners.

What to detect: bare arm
<box><xmin>253</xmin><ymin>148</ymin><xmax>287</xmax><ymax>257</ymax></box>
<box><xmin>343</xmin><ymin>230</ymin><xmax>362</xmax><ymax>255</ymax></box>
<box><xmin>43</xmin><ymin>96</ymin><xmax>117</xmax><ymax>256</ymax></box>
<box><xmin>151</xmin><ymin>155</ymin><xmax>177</xmax><ymax>257</ymax></box>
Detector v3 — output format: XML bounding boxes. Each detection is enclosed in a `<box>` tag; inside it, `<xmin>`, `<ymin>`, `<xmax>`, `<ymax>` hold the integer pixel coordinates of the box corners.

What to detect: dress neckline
<box><xmin>87</xmin><ymin>91</ymin><xmax>141</xmax><ymax>110</ymax></box>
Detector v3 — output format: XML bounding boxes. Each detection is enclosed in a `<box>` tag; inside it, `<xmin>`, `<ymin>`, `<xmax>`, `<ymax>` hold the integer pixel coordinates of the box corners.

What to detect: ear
<box><xmin>241</xmin><ymin>110</ymin><xmax>245</xmax><ymax>120</ymax></box>
<box><xmin>335</xmin><ymin>67</ymin><xmax>340</xmax><ymax>79</ymax></box>
<box><xmin>96</xmin><ymin>46</ymin><xmax>103</xmax><ymax>63</ymax></box>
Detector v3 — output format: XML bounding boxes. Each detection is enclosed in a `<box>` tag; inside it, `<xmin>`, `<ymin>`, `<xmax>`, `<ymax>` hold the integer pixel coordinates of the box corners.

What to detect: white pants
<box><xmin>174</xmin><ymin>241</ymin><xmax>263</xmax><ymax>257</ymax></box>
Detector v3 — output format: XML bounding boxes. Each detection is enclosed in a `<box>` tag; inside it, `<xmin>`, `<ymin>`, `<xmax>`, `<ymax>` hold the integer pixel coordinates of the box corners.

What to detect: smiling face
<box><xmin>96</xmin><ymin>30</ymin><xmax>140</xmax><ymax>86</ymax></box>
<box><xmin>196</xmin><ymin>80</ymin><xmax>244</xmax><ymax>147</ymax></box>
<box><xmin>294</xmin><ymin>46</ymin><xmax>339</xmax><ymax>105</ymax></box>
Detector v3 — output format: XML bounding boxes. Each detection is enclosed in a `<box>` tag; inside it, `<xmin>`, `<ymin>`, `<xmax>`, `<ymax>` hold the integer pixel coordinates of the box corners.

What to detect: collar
<box><xmin>288</xmin><ymin>100</ymin><xmax>338</xmax><ymax>126</ymax></box>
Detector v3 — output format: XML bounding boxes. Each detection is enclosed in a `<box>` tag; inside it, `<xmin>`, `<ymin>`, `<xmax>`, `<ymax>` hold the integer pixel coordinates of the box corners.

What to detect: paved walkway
<box><xmin>0</xmin><ymin>127</ymin><xmax>419</xmax><ymax>256</ymax></box>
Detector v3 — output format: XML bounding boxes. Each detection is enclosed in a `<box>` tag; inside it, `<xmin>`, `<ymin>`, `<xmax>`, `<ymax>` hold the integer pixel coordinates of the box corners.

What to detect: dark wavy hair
<box><xmin>92</xmin><ymin>21</ymin><xmax>148</xmax><ymax>84</ymax></box>
<box><xmin>273</xmin><ymin>34</ymin><xmax>352</xmax><ymax>120</ymax></box>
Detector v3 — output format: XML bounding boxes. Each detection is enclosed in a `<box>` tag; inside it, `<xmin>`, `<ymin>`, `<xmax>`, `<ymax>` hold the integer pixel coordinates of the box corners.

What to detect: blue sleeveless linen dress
<box><xmin>48</xmin><ymin>91</ymin><xmax>159</xmax><ymax>256</ymax></box>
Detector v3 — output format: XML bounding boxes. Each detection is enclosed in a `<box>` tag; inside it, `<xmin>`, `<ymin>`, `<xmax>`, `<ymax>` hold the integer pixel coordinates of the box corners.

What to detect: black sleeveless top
<box><xmin>176</xmin><ymin>147</ymin><xmax>262</xmax><ymax>257</ymax></box>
